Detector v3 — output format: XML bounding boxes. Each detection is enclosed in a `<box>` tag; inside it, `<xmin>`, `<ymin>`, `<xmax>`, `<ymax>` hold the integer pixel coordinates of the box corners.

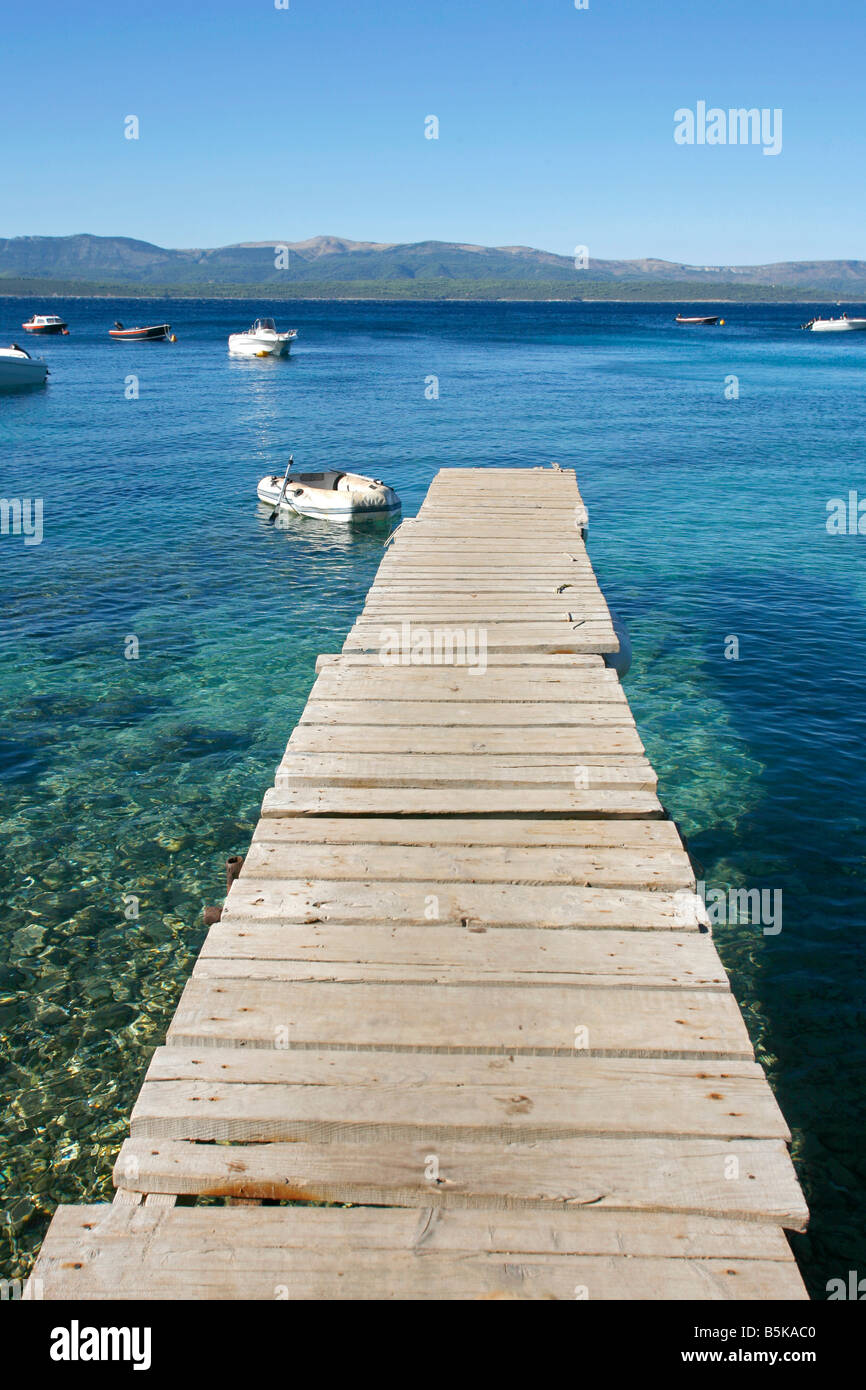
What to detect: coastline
<box><xmin>0</xmin><ymin>293</ymin><xmax>859</xmax><ymax>305</ymax></box>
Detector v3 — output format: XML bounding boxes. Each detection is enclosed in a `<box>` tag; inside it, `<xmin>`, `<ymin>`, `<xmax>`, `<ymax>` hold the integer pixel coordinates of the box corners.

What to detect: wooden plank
<box><xmin>392</xmin><ymin>543</ymin><xmax>593</xmax><ymax>554</ymax></box>
<box><xmin>365</xmin><ymin>600</ymin><xmax>608</xmax><ymax>610</ymax></box>
<box><xmin>249</xmin><ymin>816</ymin><xmax>685</xmax><ymax>848</ymax></box>
<box><xmin>222</xmin><ymin>879</ymin><xmax>705</xmax><ymax>929</ymax></box>
<box><xmin>136</xmin><ymin>1047</ymin><xmax>782</xmax><ymax>1134</ymax></box>
<box><xmin>379</xmin><ymin>546</ymin><xmax>592</xmax><ymax>558</ymax></box>
<box><xmin>310</xmin><ymin>670</ymin><xmax>626</xmax><ymax>700</ymax></box>
<box><xmin>385</xmin><ymin>516</ymin><xmax>584</xmax><ymax>525</ymax></box>
<box><xmin>344</xmin><ymin>628</ymin><xmax>618</xmax><ymax>655</ymax></box>
<box><xmin>166</xmin><ymin>977</ymin><xmax>751</xmax><ymax>1057</ymax></box>
<box><xmin>287</xmin><ymin>726</ymin><xmax>645</xmax><ymax>754</ymax></box>
<box><xmin>375</xmin><ymin>566</ymin><xmax>599</xmax><ymax>576</ymax></box>
<box><xmin>111</xmin><ymin>1135</ymin><xmax>806</xmax><ymax>1228</ymax></box>
<box><xmin>359</xmin><ymin>587</ymin><xmax>604</xmax><ymax>598</ymax></box>
<box><xmin>239</xmin><ymin>840</ymin><xmax>690</xmax><ymax>888</ymax></box>
<box><xmin>31</xmin><ymin>1205</ymin><xmax>808</xmax><ymax>1300</ymax></box>
<box><xmin>130</xmin><ymin>1050</ymin><xmax>795</xmax><ymax>1139</ymax></box>
<box><xmin>67</xmin><ymin>1201</ymin><xmax>797</xmax><ymax>1264</ymax></box>
<box><xmin>359</xmin><ymin>611</ymin><xmax>613</xmax><ymax>624</ymax></box>
<box><xmin>262</xmin><ymin>786</ymin><xmax>665</xmax><ymax>817</ymax></box>
<box><xmin>366</xmin><ymin>582</ymin><xmax>606</xmax><ymax>594</ymax></box>
<box><xmin>315</xmin><ymin>653</ymin><xmax>609</xmax><ymax>669</ymax></box>
<box><xmin>274</xmin><ymin>752</ymin><xmax>657</xmax><ymax>789</ymax></box>
<box><xmin>349</xmin><ymin>616</ymin><xmax>615</xmax><ymax>631</ymax></box>
<box><xmin>418</xmin><ymin>497</ymin><xmax>584</xmax><ymax>505</ymax></box>
<box><xmin>300</xmin><ymin>700</ymin><xmax>636</xmax><ymax>726</ymax></box>
<box><xmin>388</xmin><ymin>542</ymin><xmax>593</xmax><ymax>553</ymax></box>
<box><xmin>373</xmin><ymin>571</ymin><xmax>602</xmax><ymax>584</ymax></box>
<box><xmin>376</xmin><ymin>562</ymin><xmax>597</xmax><ymax>572</ymax></box>
<box><xmin>128</xmin><ymin>1078</ymin><xmax>788</xmax><ymax>1153</ymax></box>
<box><xmin>197</xmin><ymin>922</ymin><xmax>720</xmax><ymax>987</ymax></box>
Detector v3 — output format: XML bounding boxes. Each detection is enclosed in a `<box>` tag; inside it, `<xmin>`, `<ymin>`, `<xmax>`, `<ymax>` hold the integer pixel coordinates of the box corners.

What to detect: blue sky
<box><xmin>2</xmin><ymin>0</ymin><xmax>863</xmax><ymax>262</ymax></box>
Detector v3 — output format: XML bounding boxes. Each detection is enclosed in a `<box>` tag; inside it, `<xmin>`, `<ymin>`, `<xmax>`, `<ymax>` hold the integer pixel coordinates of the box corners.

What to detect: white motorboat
<box><xmin>0</xmin><ymin>345</ymin><xmax>49</xmax><ymax>388</ymax></box>
<box><xmin>257</xmin><ymin>468</ymin><xmax>401</xmax><ymax>522</ymax></box>
<box><xmin>228</xmin><ymin>317</ymin><xmax>297</xmax><ymax>357</ymax></box>
<box><xmin>22</xmin><ymin>314</ymin><xmax>68</xmax><ymax>335</ymax></box>
<box><xmin>803</xmin><ymin>314</ymin><xmax>866</xmax><ymax>333</ymax></box>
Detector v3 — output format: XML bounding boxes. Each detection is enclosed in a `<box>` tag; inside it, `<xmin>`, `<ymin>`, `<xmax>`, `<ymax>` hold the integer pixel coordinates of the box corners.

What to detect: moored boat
<box><xmin>22</xmin><ymin>314</ymin><xmax>68</xmax><ymax>335</ymax></box>
<box><xmin>675</xmin><ymin>313</ymin><xmax>722</xmax><ymax>325</ymax></box>
<box><xmin>0</xmin><ymin>344</ymin><xmax>49</xmax><ymax>388</ymax></box>
<box><xmin>109</xmin><ymin>322</ymin><xmax>173</xmax><ymax>341</ymax></box>
<box><xmin>229</xmin><ymin>317</ymin><xmax>297</xmax><ymax>357</ymax></box>
<box><xmin>257</xmin><ymin>467</ymin><xmax>400</xmax><ymax>522</ymax></box>
<box><xmin>802</xmin><ymin>314</ymin><xmax>866</xmax><ymax>333</ymax></box>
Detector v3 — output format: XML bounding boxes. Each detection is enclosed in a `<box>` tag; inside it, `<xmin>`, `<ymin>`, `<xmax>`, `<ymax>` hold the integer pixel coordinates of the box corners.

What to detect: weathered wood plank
<box><xmin>240</xmin><ymin>841</ymin><xmax>691</xmax><ymax>888</ymax></box>
<box><xmin>48</xmin><ymin>1202</ymin><xmax>794</xmax><ymax>1264</ymax></box>
<box><xmin>274</xmin><ymin>752</ymin><xmax>657</xmax><ymax>789</ymax></box>
<box><xmin>30</xmin><ymin>1204</ymin><xmax>807</xmax><ymax>1300</ymax></box>
<box><xmin>111</xmin><ymin>1135</ymin><xmax>806</xmax><ymax>1228</ymax></box>
<box><xmin>261</xmin><ymin>786</ymin><xmax>665</xmax><ymax>816</ymax></box>
<box><xmin>344</xmin><ymin>629</ymin><xmax>619</xmax><ymax>655</ymax></box>
<box><xmin>287</xmin><ymin>724</ymin><xmax>645</xmax><ymax>755</ymax></box>
<box><xmin>249</xmin><ymin>816</ymin><xmax>684</xmax><ymax>848</ymax></box>
<box><xmin>196</xmin><ymin>923</ymin><xmax>720</xmax><ymax>987</ymax></box>
<box><xmin>299</xmin><ymin>700</ymin><xmax>637</xmax><ymax>726</ymax></box>
<box><xmin>127</xmin><ymin>1049</ymin><xmax>789</xmax><ymax>1143</ymax></box>
<box><xmin>166</xmin><ymin>977</ymin><xmax>751</xmax><ymax>1057</ymax></box>
<box><xmin>310</xmin><ymin>670</ymin><xmax>624</xmax><ymax>699</ymax></box>
<box><xmin>360</xmin><ymin>605</ymin><xmax>612</xmax><ymax>618</ymax></box>
<box><xmin>222</xmin><ymin>878</ymin><xmax>704</xmax><ymax>929</ymax></box>
<box><xmin>318</xmin><ymin>649</ymin><xmax>607</xmax><ymax>662</ymax></box>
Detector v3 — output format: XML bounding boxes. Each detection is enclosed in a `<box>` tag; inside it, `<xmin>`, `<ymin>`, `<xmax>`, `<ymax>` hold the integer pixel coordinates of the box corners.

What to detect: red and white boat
<box><xmin>22</xmin><ymin>314</ymin><xmax>68</xmax><ymax>335</ymax></box>
<box><xmin>109</xmin><ymin>321</ymin><xmax>173</xmax><ymax>341</ymax></box>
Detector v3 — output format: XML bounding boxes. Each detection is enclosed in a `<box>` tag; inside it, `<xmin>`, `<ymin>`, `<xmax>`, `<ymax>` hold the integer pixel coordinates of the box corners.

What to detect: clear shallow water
<box><xmin>1</xmin><ymin>297</ymin><xmax>864</xmax><ymax>1295</ymax></box>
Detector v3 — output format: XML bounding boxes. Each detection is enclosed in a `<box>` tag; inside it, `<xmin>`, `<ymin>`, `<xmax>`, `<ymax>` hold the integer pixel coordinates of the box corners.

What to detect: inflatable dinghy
<box><xmin>257</xmin><ymin>469</ymin><xmax>401</xmax><ymax>522</ymax></box>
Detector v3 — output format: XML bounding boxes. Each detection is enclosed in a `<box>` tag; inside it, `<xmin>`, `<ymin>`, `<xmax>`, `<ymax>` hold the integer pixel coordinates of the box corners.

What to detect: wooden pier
<box><xmin>31</xmin><ymin>467</ymin><xmax>808</xmax><ymax>1299</ymax></box>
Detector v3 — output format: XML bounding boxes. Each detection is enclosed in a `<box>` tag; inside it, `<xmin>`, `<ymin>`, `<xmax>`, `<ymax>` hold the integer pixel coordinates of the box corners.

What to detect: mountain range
<box><xmin>1</xmin><ymin>234</ymin><xmax>865</xmax><ymax>300</ymax></box>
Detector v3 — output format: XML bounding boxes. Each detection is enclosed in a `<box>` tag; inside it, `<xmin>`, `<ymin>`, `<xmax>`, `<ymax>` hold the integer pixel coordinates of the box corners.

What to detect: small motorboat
<box><xmin>229</xmin><ymin>317</ymin><xmax>297</xmax><ymax>357</ymax></box>
<box><xmin>22</xmin><ymin>314</ymin><xmax>68</xmax><ymax>335</ymax></box>
<box><xmin>676</xmin><ymin>314</ymin><xmax>723</xmax><ymax>325</ymax></box>
<box><xmin>0</xmin><ymin>344</ymin><xmax>49</xmax><ymax>388</ymax></box>
<box><xmin>257</xmin><ymin>467</ymin><xmax>400</xmax><ymax>522</ymax></box>
<box><xmin>109</xmin><ymin>321</ymin><xmax>173</xmax><ymax>341</ymax></box>
<box><xmin>802</xmin><ymin>314</ymin><xmax>866</xmax><ymax>333</ymax></box>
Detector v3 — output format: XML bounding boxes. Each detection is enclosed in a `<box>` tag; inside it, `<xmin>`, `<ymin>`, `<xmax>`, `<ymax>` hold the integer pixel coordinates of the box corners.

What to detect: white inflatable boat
<box><xmin>258</xmin><ymin>468</ymin><xmax>401</xmax><ymax>522</ymax></box>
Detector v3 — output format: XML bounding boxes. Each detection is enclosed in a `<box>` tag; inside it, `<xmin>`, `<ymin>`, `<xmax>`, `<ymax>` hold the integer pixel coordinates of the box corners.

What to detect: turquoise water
<box><xmin>1</xmin><ymin>297</ymin><xmax>864</xmax><ymax>1296</ymax></box>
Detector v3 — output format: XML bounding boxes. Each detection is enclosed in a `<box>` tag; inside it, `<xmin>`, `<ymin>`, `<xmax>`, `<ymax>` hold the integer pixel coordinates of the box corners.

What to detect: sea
<box><xmin>1</xmin><ymin>296</ymin><xmax>864</xmax><ymax>1297</ymax></box>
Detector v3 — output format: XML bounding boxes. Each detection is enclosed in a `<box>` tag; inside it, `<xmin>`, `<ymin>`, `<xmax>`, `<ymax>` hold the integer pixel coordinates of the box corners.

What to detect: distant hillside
<box><xmin>1</xmin><ymin>234</ymin><xmax>865</xmax><ymax>300</ymax></box>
